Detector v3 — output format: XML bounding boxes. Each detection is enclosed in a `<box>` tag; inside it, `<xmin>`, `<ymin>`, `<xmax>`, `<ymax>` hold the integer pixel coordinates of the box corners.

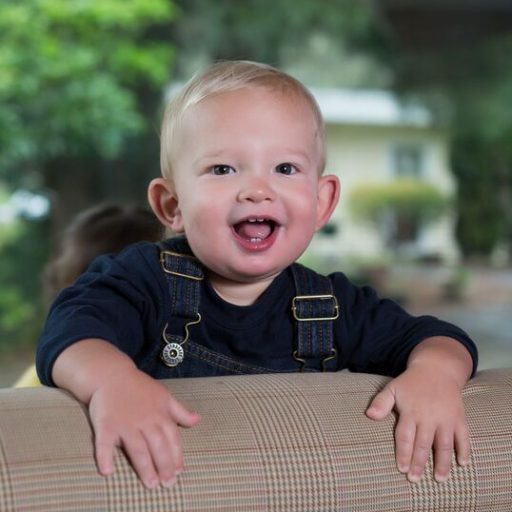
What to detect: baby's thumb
<box><xmin>168</xmin><ymin>396</ymin><xmax>201</xmax><ymax>428</ymax></box>
<box><xmin>366</xmin><ymin>385</ymin><xmax>395</xmax><ymax>421</ymax></box>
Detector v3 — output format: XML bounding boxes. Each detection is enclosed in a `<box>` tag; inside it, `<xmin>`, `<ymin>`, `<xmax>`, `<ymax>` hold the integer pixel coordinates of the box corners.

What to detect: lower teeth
<box><xmin>250</xmin><ymin>237</ymin><xmax>262</xmax><ymax>243</ymax></box>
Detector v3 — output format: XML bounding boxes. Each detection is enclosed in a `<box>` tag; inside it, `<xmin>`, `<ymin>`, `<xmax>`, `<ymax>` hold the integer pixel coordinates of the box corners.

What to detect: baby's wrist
<box><xmin>407</xmin><ymin>337</ymin><xmax>472</xmax><ymax>386</ymax></box>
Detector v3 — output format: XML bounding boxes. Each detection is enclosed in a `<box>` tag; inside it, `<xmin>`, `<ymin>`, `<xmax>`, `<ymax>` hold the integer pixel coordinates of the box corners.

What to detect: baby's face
<box><xmin>169</xmin><ymin>86</ymin><xmax>337</xmax><ymax>288</ymax></box>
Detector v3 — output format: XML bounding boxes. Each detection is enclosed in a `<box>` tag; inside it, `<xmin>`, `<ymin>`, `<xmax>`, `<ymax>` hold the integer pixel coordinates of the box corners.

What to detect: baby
<box><xmin>37</xmin><ymin>60</ymin><xmax>477</xmax><ymax>490</ymax></box>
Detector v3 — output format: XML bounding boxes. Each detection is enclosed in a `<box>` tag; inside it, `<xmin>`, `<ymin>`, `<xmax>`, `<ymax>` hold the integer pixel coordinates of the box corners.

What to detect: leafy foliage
<box><xmin>349</xmin><ymin>180</ymin><xmax>450</xmax><ymax>248</ymax></box>
<box><xmin>0</xmin><ymin>0</ymin><xmax>176</xmax><ymax>183</ymax></box>
<box><xmin>389</xmin><ymin>33</ymin><xmax>512</xmax><ymax>257</ymax></box>
<box><xmin>0</xmin><ymin>0</ymin><xmax>176</xmax><ymax>350</ymax></box>
<box><xmin>170</xmin><ymin>0</ymin><xmax>389</xmax><ymax>85</ymax></box>
<box><xmin>350</xmin><ymin>181</ymin><xmax>450</xmax><ymax>222</ymax></box>
<box><xmin>0</xmin><ymin>217</ymin><xmax>50</xmax><ymax>350</ymax></box>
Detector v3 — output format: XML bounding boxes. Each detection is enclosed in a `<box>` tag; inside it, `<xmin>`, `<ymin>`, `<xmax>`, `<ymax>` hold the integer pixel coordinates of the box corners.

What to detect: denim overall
<box><xmin>140</xmin><ymin>237</ymin><xmax>339</xmax><ymax>378</ymax></box>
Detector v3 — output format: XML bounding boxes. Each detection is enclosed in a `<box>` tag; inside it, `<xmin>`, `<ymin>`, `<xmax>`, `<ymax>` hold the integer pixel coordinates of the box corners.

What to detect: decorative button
<box><xmin>161</xmin><ymin>342</ymin><xmax>184</xmax><ymax>367</ymax></box>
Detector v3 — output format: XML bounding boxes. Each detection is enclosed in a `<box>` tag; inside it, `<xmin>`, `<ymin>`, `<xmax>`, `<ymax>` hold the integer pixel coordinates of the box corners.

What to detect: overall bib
<box><xmin>139</xmin><ymin>237</ymin><xmax>340</xmax><ymax>378</ymax></box>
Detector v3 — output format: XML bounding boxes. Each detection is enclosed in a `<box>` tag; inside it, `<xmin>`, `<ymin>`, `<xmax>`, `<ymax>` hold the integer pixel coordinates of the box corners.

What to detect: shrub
<box><xmin>349</xmin><ymin>180</ymin><xmax>451</xmax><ymax>244</ymax></box>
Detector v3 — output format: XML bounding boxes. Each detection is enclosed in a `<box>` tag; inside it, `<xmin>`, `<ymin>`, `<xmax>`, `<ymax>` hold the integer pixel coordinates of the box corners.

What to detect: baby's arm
<box><xmin>52</xmin><ymin>339</ymin><xmax>201</xmax><ymax>489</ymax></box>
<box><xmin>365</xmin><ymin>336</ymin><xmax>472</xmax><ymax>483</ymax></box>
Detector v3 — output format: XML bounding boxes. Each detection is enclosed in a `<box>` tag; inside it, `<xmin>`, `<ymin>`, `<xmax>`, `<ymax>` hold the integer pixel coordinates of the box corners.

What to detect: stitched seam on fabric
<box><xmin>291</xmin><ymin>263</ymin><xmax>336</xmax><ymax>364</ymax></box>
<box><xmin>186</xmin><ymin>341</ymin><xmax>287</xmax><ymax>375</ymax></box>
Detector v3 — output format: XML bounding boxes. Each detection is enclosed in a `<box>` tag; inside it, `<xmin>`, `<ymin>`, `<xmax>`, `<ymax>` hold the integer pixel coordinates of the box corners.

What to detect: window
<box><xmin>392</xmin><ymin>144</ymin><xmax>424</xmax><ymax>179</ymax></box>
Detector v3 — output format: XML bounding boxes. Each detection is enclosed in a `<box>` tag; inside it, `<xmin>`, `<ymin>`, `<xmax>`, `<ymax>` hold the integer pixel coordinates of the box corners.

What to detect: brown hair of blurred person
<box><xmin>43</xmin><ymin>203</ymin><xmax>164</xmax><ymax>303</ymax></box>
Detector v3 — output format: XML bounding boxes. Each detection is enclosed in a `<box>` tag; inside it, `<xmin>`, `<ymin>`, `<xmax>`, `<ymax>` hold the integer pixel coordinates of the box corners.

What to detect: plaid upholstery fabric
<box><xmin>0</xmin><ymin>369</ymin><xmax>511</xmax><ymax>511</ymax></box>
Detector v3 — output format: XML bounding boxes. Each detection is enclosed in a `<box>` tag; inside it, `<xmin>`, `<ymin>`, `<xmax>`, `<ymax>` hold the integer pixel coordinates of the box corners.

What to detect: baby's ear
<box><xmin>147</xmin><ymin>178</ymin><xmax>184</xmax><ymax>233</ymax></box>
<box><xmin>315</xmin><ymin>174</ymin><xmax>340</xmax><ymax>230</ymax></box>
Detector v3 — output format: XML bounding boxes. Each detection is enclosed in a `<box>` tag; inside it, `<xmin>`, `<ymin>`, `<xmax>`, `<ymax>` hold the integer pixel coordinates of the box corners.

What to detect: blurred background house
<box><xmin>309</xmin><ymin>87</ymin><xmax>459</xmax><ymax>264</ymax></box>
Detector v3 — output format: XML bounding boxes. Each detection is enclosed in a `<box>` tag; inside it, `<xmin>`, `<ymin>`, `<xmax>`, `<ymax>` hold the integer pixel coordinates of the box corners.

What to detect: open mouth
<box><xmin>233</xmin><ymin>217</ymin><xmax>278</xmax><ymax>243</ymax></box>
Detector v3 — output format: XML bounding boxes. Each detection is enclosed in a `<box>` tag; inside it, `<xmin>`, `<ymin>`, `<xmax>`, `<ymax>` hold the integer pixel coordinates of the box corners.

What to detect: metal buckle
<box><xmin>321</xmin><ymin>348</ymin><xmax>338</xmax><ymax>371</ymax></box>
<box><xmin>293</xmin><ymin>348</ymin><xmax>338</xmax><ymax>372</ymax></box>
<box><xmin>291</xmin><ymin>294</ymin><xmax>340</xmax><ymax>322</ymax></box>
<box><xmin>160</xmin><ymin>314</ymin><xmax>202</xmax><ymax>368</ymax></box>
<box><xmin>160</xmin><ymin>251</ymin><xmax>204</xmax><ymax>280</ymax></box>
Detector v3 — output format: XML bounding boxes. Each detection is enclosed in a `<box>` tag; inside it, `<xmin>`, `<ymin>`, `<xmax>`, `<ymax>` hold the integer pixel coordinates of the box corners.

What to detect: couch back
<box><xmin>1</xmin><ymin>369</ymin><xmax>511</xmax><ymax>511</ymax></box>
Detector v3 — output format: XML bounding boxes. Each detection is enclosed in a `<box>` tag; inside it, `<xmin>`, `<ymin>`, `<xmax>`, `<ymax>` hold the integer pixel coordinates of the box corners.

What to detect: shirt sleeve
<box><xmin>330</xmin><ymin>272</ymin><xmax>478</xmax><ymax>377</ymax></box>
<box><xmin>36</xmin><ymin>242</ymin><xmax>166</xmax><ymax>386</ymax></box>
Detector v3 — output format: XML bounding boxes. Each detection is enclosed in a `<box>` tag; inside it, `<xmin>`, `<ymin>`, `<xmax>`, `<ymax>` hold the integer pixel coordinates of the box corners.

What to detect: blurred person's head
<box><xmin>43</xmin><ymin>203</ymin><xmax>164</xmax><ymax>302</ymax></box>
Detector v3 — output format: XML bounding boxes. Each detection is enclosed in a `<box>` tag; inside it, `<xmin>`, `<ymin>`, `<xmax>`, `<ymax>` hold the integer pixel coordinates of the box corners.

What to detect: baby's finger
<box><xmin>366</xmin><ymin>385</ymin><xmax>395</xmax><ymax>421</ymax></box>
<box><xmin>166</xmin><ymin>423</ymin><xmax>184</xmax><ymax>476</ymax></box>
<box><xmin>455</xmin><ymin>420</ymin><xmax>471</xmax><ymax>466</ymax></box>
<box><xmin>144</xmin><ymin>424</ymin><xmax>183</xmax><ymax>488</ymax></box>
<box><xmin>394</xmin><ymin>417</ymin><xmax>416</xmax><ymax>474</ymax></box>
<box><xmin>94</xmin><ymin>426</ymin><xmax>117</xmax><ymax>476</ymax></box>
<box><xmin>408</xmin><ymin>426</ymin><xmax>434</xmax><ymax>483</ymax></box>
<box><xmin>433</xmin><ymin>428</ymin><xmax>454</xmax><ymax>482</ymax></box>
<box><xmin>168</xmin><ymin>395</ymin><xmax>201</xmax><ymax>428</ymax></box>
<box><xmin>122</xmin><ymin>433</ymin><xmax>159</xmax><ymax>489</ymax></box>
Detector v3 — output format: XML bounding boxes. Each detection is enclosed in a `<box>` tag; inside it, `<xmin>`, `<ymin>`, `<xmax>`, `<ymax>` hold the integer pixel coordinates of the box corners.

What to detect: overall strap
<box><xmin>290</xmin><ymin>263</ymin><xmax>339</xmax><ymax>372</ymax></box>
<box><xmin>157</xmin><ymin>237</ymin><xmax>203</xmax><ymax>367</ymax></box>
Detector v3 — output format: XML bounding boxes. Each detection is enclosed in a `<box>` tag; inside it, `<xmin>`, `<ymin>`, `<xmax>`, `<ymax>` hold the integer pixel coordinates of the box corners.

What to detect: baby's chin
<box><xmin>206</xmin><ymin>266</ymin><xmax>285</xmax><ymax>286</ymax></box>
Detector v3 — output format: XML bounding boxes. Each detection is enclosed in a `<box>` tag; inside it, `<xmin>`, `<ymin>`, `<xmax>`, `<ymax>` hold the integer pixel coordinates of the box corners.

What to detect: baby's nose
<box><xmin>237</xmin><ymin>175</ymin><xmax>276</xmax><ymax>202</ymax></box>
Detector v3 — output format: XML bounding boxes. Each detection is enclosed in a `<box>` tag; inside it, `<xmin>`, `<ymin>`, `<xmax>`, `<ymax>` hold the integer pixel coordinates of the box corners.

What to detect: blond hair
<box><xmin>160</xmin><ymin>60</ymin><xmax>326</xmax><ymax>179</ymax></box>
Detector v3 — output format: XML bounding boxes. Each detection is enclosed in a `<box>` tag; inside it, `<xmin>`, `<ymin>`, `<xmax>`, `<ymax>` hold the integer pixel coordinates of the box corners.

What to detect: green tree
<box><xmin>388</xmin><ymin>34</ymin><xmax>512</xmax><ymax>258</ymax></box>
<box><xmin>169</xmin><ymin>0</ymin><xmax>389</xmax><ymax>86</ymax></box>
<box><xmin>0</xmin><ymin>0</ymin><xmax>176</xmax><ymax>349</ymax></box>
<box><xmin>0</xmin><ymin>216</ymin><xmax>50</xmax><ymax>352</ymax></box>
<box><xmin>0</xmin><ymin>0</ymin><xmax>176</xmax><ymax>224</ymax></box>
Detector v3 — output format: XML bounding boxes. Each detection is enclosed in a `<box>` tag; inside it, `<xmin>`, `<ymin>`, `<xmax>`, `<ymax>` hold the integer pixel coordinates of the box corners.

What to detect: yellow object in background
<box><xmin>13</xmin><ymin>364</ymin><xmax>41</xmax><ymax>388</ymax></box>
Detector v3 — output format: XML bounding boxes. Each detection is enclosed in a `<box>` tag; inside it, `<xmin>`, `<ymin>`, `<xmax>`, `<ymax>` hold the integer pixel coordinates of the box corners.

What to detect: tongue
<box><xmin>236</xmin><ymin>221</ymin><xmax>272</xmax><ymax>240</ymax></box>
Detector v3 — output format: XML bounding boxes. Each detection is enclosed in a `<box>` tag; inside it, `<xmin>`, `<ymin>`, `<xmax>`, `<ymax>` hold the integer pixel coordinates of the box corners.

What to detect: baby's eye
<box><xmin>275</xmin><ymin>163</ymin><xmax>297</xmax><ymax>175</ymax></box>
<box><xmin>211</xmin><ymin>164</ymin><xmax>235</xmax><ymax>175</ymax></box>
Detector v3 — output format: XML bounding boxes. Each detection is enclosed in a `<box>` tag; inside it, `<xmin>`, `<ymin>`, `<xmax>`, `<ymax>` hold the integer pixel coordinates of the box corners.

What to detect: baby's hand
<box><xmin>365</xmin><ymin>367</ymin><xmax>470</xmax><ymax>483</ymax></box>
<box><xmin>88</xmin><ymin>368</ymin><xmax>201</xmax><ymax>489</ymax></box>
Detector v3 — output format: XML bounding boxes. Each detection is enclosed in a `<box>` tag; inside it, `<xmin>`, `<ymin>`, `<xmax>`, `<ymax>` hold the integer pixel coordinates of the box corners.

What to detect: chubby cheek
<box><xmin>289</xmin><ymin>187</ymin><xmax>320</xmax><ymax>226</ymax></box>
<box><xmin>183</xmin><ymin>197</ymin><xmax>222</xmax><ymax>238</ymax></box>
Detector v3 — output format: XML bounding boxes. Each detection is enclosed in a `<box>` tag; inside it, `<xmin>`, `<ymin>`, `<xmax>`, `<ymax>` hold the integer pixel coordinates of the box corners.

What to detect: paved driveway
<box><xmin>401</xmin><ymin>265</ymin><xmax>512</xmax><ymax>370</ymax></box>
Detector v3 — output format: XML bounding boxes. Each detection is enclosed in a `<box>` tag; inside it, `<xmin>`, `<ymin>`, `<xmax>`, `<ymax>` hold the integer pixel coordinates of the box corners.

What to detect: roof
<box><xmin>309</xmin><ymin>87</ymin><xmax>433</xmax><ymax>128</ymax></box>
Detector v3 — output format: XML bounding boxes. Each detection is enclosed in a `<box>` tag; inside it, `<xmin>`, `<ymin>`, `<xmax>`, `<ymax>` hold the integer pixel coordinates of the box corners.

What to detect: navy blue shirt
<box><xmin>36</xmin><ymin>240</ymin><xmax>478</xmax><ymax>385</ymax></box>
